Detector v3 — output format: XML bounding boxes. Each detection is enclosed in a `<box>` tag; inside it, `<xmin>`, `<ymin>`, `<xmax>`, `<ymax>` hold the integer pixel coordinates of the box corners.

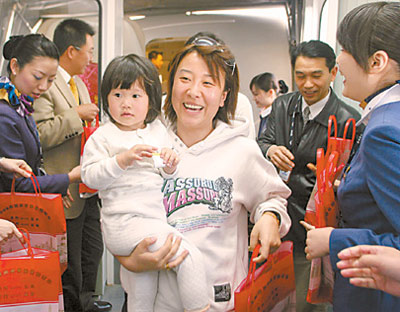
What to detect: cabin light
<box><xmin>32</xmin><ymin>19</ymin><xmax>43</xmax><ymax>33</ymax></box>
<box><xmin>190</xmin><ymin>7</ymin><xmax>286</xmax><ymax>20</ymax></box>
<box><xmin>186</xmin><ymin>11</ymin><xmax>192</xmax><ymax>16</ymax></box>
<box><xmin>129</xmin><ymin>15</ymin><xmax>146</xmax><ymax>21</ymax></box>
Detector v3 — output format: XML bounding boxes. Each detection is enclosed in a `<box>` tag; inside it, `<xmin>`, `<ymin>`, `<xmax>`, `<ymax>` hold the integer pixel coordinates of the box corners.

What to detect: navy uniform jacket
<box><xmin>331</xmin><ymin>98</ymin><xmax>400</xmax><ymax>312</ymax></box>
<box><xmin>0</xmin><ymin>100</ymin><xmax>69</xmax><ymax>194</ymax></box>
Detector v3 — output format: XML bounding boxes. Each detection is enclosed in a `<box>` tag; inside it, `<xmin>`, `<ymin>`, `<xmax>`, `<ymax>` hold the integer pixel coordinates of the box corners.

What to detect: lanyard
<box><xmin>288</xmin><ymin>94</ymin><xmax>303</xmax><ymax>151</ymax></box>
<box><xmin>25</xmin><ymin>115</ymin><xmax>44</xmax><ymax>171</ymax></box>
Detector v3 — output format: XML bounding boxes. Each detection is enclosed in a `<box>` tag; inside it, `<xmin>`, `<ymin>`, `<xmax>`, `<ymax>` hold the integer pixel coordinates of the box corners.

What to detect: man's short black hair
<box><xmin>148</xmin><ymin>50</ymin><xmax>162</xmax><ymax>60</ymax></box>
<box><xmin>290</xmin><ymin>40</ymin><xmax>336</xmax><ymax>71</ymax></box>
<box><xmin>54</xmin><ymin>19</ymin><xmax>95</xmax><ymax>56</ymax></box>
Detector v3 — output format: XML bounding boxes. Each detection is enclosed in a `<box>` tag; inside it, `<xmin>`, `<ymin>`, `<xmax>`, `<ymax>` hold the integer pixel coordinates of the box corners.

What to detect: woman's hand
<box><xmin>62</xmin><ymin>189</ymin><xmax>74</xmax><ymax>209</ymax></box>
<box><xmin>0</xmin><ymin>158</ymin><xmax>31</xmax><ymax>178</ymax></box>
<box><xmin>115</xmin><ymin>234</ymin><xmax>188</xmax><ymax>273</ymax></box>
<box><xmin>0</xmin><ymin>219</ymin><xmax>23</xmax><ymax>244</ymax></box>
<box><xmin>301</xmin><ymin>221</ymin><xmax>333</xmax><ymax>260</ymax></box>
<box><xmin>337</xmin><ymin>245</ymin><xmax>400</xmax><ymax>296</ymax></box>
<box><xmin>250</xmin><ymin>212</ymin><xmax>281</xmax><ymax>263</ymax></box>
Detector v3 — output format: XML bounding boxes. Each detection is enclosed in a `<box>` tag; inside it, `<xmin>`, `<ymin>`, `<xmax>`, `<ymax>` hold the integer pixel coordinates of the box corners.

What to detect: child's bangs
<box><xmin>111</xmin><ymin>61</ymin><xmax>144</xmax><ymax>90</ymax></box>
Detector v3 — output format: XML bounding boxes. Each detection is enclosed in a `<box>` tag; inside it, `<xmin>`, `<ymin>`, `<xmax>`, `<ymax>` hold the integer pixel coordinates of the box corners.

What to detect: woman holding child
<box><xmin>116</xmin><ymin>38</ymin><xmax>292</xmax><ymax>311</ymax></box>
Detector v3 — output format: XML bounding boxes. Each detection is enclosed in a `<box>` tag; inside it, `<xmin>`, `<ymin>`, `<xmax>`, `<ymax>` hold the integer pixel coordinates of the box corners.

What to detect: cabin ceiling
<box><xmin>0</xmin><ymin>0</ymin><xmax>302</xmax><ymax>46</ymax></box>
<box><xmin>124</xmin><ymin>0</ymin><xmax>291</xmax><ymax>16</ymax></box>
<box><xmin>3</xmin><ymin>0</ymin><xmax>296</xmax><ymax>18</ymax></box>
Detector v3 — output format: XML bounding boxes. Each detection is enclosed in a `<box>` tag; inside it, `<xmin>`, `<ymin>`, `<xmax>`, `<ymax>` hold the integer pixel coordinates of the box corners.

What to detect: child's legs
<box><xmin>120</xmin><ymin>265</ymin><xmax>158</xmax><ymax>312</ymax></box>
<box><xmin>151</xmin><ymin>222</ymin><xmax>210</xmax><ymax>311</ymax></box>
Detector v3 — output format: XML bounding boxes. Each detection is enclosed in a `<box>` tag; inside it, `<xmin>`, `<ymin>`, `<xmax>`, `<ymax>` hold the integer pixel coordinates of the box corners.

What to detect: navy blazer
<box><xmin>0</xmin><ymin>100</ymin><xmax>69</xmax><ymax>194</ymax></box>
<box><xmin>330</xmin><ymin>100</ymin><xmax>400</xmax><ymax>312</ymax></box>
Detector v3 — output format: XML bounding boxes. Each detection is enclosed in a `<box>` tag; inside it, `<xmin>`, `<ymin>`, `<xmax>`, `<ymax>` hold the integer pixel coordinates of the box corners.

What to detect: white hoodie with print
<box><xmin>155</xmin><ymin>116</ymin><xmax>292</xmax><ymax>312</ymax></box>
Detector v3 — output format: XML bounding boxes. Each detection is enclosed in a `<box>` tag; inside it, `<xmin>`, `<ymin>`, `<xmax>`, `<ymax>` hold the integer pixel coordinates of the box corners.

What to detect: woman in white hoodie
<box><xmin>117</xmin><ymin>42</ymin><xmax>292</xmax><ymax>311</ymax></box>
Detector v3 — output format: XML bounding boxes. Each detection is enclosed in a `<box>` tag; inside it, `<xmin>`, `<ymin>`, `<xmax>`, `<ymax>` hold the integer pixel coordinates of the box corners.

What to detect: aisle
<box><xmin>102</xmin><ymin>284</ymin><xmax>125</xmax><ymax>312</ymax></box>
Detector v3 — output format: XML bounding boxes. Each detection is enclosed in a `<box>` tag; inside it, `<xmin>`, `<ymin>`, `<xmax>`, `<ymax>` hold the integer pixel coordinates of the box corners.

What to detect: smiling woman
<box><xmin>116</xmin><ymin>43</ymin><xmax>292</xmax><ymax>312</ymax></box>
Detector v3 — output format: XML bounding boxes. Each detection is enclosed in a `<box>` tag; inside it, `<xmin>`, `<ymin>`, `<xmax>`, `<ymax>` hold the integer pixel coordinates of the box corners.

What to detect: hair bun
<box><xmin>278</xmin><ymin>80</ymin><xmax>288</xmax><ymax>94</ymax></box>
<box><xmin>3</xmin><ymin>35</ymin><xmax>24</xmax><ymax>60</ymax></box>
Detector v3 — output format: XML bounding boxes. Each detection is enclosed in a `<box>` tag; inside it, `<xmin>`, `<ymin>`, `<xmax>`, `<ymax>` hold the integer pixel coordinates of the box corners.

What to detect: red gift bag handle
<box><xmin>244</xmin><ymin>244</ymin><xmax>262</xmax><ymax>310</ymax></box>
<box><xmin>81</xmin><ymin>116</ymin><xmax>99</xmax><ymax>150</ymax></box>
<box><xmin>326</xmin><ymin>115</ymin><xmax>337</xmax><ymax>157</ymax></box>
<box><xmin>342</xmin><ymin>118</ymin><xmax>356</xmax><ymax>146</ymax></box>
<box><xmin>10</xmin><ymin>171</ymin><xmax>42</xmax><ymax>197</ymax></box>
<box><xmin>0</xmin><ymin>228</ymin><xmax>33</xmax><ymax>258</ymax></box>
<box><xmin>84</xmin><ymin>115</ymin><xmax>99</xmax><ymax>129</ymax></box>
<box><xmin>327</xmin><ymin>115</ymin><xmax>338</xmax><ymax>139</ymax></box>
<box><xmin>246</xmin><ymin>244</ymin><xmax>261</xmax><ymax>286</ymax></box>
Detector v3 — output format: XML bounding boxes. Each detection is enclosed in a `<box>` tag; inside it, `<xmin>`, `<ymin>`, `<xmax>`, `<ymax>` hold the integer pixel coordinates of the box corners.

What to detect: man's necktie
<box><xmin>303</xmin><ymin>105</ymin><xmax>311</xmax><ymax>129</ymax></box>
<box><xmin>69</xmin><ymin>78</ymin><xmax>79</xmax><ymax>104</ymax></box>
<box><xmin>258</xmin><ymin>116</ymin><xmax>267</xmax><ymax>138</ymax></box>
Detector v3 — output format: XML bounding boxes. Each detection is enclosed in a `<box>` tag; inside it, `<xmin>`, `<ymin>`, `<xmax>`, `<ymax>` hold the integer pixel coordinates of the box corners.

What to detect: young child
<box><xmin>81</xmin><ymin>54</ymin><xmax>209</xmax><ymax>312</ymax></box>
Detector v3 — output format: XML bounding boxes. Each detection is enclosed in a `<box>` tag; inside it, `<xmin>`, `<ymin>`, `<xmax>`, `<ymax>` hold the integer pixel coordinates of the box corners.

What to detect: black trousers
<box><xmin>62</xmin><ymin>195</ymin><xmax>104</xmax><ymax>312</ymax></box>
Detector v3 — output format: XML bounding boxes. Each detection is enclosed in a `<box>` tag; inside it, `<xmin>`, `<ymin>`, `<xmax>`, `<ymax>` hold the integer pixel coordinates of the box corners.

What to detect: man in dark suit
<box><xmin>33</xmin><ymin>19</ymin><xmax>111</xmax><ymax>312</ymax></box>
<box><xmin>257</xmin><ymin>40</ymin><xmax>360</xmax><ymax>312</ymax></box>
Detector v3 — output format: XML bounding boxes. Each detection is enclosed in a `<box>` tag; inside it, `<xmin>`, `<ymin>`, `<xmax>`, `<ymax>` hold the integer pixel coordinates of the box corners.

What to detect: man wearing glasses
<box><xmin>33</xmin><ymin>19</ymin><xmax>110</xmax><ymax>312</ymax></box>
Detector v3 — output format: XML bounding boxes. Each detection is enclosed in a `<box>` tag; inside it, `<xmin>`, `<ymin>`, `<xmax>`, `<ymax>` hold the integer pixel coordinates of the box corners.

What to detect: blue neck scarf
<box><xmin>0</xmin><ymin>76</ymin><xmax>34</xmax><ymax>117</ymax></box>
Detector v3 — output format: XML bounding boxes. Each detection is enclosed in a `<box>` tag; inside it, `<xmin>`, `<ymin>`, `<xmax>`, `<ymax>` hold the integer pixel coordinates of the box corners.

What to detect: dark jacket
<box><xmin>0</xmin><ymin>99</ymin><xmax>69</xmax><ymax>194</ymax></box>
<box><xmin>257</xmin><ymin>90</ymin><xmax>360</xmax><ymax>251</ymax></box>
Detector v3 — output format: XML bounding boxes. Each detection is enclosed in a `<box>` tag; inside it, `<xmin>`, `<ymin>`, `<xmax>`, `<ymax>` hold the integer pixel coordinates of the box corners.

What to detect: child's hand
<box><xmin>301</xmin><ymin>221</ymin><xmax>333</xmax><ymax>260</ymax></box>
<box><xmin>117</xmin><ymin>144</ymin><xmax>158</xmax><ymax>170</ymax></box>
<box><xmin>160</xmin><ymin>148</ymin><xmax>180</xmax><ymax>174</ymax></box>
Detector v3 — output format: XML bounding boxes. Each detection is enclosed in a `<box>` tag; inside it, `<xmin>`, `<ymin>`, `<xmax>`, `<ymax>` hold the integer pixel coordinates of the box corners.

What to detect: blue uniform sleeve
<box><xmin>330</xmin><ymin>123</ymin><xmax>400</xmax><ymax>271</ymax></box>
<box><xmin>330</xmin><ymin>229</ymin><xmax>400</xmax><ymax>273</ymax></box>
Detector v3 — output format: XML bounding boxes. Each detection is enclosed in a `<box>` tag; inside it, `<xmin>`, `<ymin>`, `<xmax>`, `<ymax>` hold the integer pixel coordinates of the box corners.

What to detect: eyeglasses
<box><xmin>74</xmin><ymin>46</ymin><xmax>94</xmax><ymax>56</ymax></box>
<box><xmin>190</xmin><ymin>36</ymin><xmax>236</xmax><ymax>76</ymax></box>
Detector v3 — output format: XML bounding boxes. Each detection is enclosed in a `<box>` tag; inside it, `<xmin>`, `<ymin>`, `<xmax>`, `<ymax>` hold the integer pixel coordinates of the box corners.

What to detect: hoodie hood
<box><xmin>168</xmin><ymin>115</ymin><xmax>250</xmax><ymax>155</ymax></box>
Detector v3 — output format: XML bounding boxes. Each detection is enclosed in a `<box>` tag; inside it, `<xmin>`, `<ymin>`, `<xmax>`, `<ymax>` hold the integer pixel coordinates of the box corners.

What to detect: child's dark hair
<box><xmin>101</xmin><ymin>54</ymin><xmax>161</xmax><ymax>125</ymax></box>
<box><xmin>3</xmin><ymin>34</ymin><xmax>59</xmax><ymax>74</ymax></box>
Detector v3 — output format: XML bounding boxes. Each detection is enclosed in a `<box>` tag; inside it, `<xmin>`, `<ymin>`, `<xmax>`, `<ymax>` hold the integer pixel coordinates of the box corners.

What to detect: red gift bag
<box><xmin>304</xmin><ymin>115</ymin><xmax>356</xmax><ymax>304</ymax></box>
<box><xmin>234</xmin><ymin>241</ymin><xmax>296</xmax><ymax>312</ymax></box>
<box><xmin>79</xmin><ymin>117</ymin><xmax>99</xmax><ymax>198</ymax></box>
<box><xmin>305</xmin><ymin>116</ymin><xmax>356</xmax><ymax>226</ymax></box>
<box><xmin>0</xmin><ymin>174</ymin><xmax>67</xmax><ymax>273</ymax></box>
<box><xmin>0</xmin><ymin>230</ymin><xmax>63</xmax><ymax>312</ymax></box>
